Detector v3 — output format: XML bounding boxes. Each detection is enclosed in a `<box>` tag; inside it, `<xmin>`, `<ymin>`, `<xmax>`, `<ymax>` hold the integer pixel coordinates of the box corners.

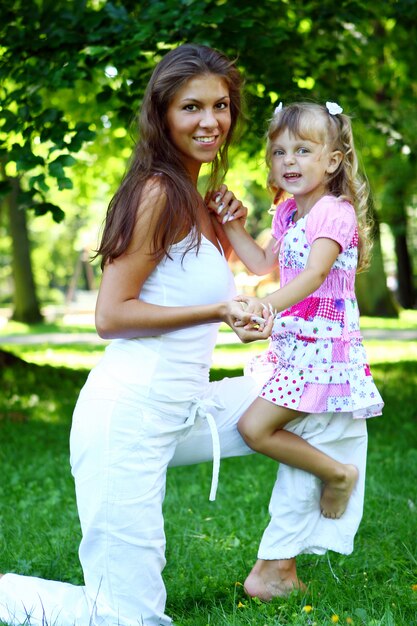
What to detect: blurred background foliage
<box><xmin>1</xmin><ymin>0</ymin><xmax>417</xmax><ymax>323</ymax></box>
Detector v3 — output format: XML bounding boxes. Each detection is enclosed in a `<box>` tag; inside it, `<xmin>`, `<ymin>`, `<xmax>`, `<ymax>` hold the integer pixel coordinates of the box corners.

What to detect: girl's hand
<box><xmin>205</xmin><ymin>184</ymin><xmax>248</xmax><ymax>225</ymax></box>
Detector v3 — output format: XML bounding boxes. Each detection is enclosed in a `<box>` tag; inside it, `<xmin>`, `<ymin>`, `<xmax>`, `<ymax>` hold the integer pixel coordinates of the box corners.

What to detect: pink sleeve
<box><xmin>306</xmin><ymin>196</ymin><xmax>357</xmax><ymax>251</ymax></box>
<box><xmin>271</xmin><ymin>198</ymin><xmax>296</xmax><ymax>244</ymax></box>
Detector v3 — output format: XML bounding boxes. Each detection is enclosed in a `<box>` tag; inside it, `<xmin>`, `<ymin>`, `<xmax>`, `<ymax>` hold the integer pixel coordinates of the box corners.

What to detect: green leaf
<box><xmin>28</xmin><ymin>174</ymin><xmax>49</xmax><ymax>193</ymax></box>
<box><xmin>96</xmin><ymin>87</ymin><xmax>114</xmax><ymax>103</ymax></box>
<box><xmin>57</xmin><ymin>177</ymin><xmax>73</xmax><ymax>190</ymax></box>
<box><xmin>15</xmin><ymin>152</ymin><xmax>45</xmax><ymax>172</ymax></box>
<box><xmin>32</xmin><ymin>201</ymin><xmax>65</xmax><ymax>223</ymax></box>
<box><xmin>50</xmin><ymin>154</ymin><xmax>77</xmax><ymax>168</ymax></box>
<box><xmin>0</xmin><ymin>110</ymin><xmax>19</xmax><ymax>133</ymax></box>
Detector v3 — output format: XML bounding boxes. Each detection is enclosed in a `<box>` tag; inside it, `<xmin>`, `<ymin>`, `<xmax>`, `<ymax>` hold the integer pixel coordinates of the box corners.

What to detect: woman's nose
<box><xmin>200</xmin><ymin>108</ymin><xmax>218</xmax><ymax>127</ymax></box>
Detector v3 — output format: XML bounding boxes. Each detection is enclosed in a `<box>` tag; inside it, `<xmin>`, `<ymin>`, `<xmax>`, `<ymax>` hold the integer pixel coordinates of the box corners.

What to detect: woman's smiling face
<box><xmin>166</xmin><ymin>73</ymin><xmax>231</xmax><ymax>180</ymax></box>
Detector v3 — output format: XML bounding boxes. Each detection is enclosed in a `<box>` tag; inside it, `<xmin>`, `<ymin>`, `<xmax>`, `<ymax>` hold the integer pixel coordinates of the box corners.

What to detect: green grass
<box><xmin>1</xmin><ymin>312</ymin><xmax>417</xmax><ymax>624</ymax></box>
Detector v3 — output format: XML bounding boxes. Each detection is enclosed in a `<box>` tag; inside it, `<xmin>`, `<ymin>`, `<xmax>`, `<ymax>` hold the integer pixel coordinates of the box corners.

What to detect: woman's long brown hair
<box><xmin>95</xmin><ymin>44</ymin><xmax>243</xmax><ymax>268</ymax></box>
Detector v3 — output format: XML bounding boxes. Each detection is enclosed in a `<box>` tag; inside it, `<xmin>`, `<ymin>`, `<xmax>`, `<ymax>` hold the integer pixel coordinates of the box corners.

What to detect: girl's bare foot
<box><xmin>244</xmin><ymin>558</ymin><xmax>306</xmax><ymax>601</ymax></box>
<box><xmin>320</xmin><ymin>464</ymin><xmax>359</xmax><ymax>519</ymax></box>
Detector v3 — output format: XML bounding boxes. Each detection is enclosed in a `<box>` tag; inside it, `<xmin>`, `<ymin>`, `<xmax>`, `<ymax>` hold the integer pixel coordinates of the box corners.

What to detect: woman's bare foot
<box><xmin>320</xmin><ymin>464</ymin><xmax>359</xmax><ymax>519</ymax></box>
<box><xmin>244</xmin><ymin>558</ymin><xmax>306</xmax><ymax>601</ymax></box>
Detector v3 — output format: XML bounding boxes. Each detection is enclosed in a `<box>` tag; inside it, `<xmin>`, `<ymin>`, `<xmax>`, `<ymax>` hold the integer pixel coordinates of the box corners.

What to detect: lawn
<box><xmin>0</xmin><ymin>313</ymin><xmax>417</xmax><ymax>625</ymax></box>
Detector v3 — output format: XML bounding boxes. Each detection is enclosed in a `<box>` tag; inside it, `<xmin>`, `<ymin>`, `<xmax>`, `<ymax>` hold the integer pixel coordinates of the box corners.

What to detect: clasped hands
<box><xmin>225</xmin><ymin>295</ymin><xmax>274</xmax><ymax>343</ymax></box>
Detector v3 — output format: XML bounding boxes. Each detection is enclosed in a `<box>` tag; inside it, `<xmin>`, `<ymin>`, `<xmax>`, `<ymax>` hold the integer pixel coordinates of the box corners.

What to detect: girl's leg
<box><xmin>249</xmin><ymin>414</ymin><xmax>368</xmax><ymax>601</ymax></box>
<box><xmin>238</xmin><ymin>398</ymin><xmax>358</xmax><ymax>519</ymax></box>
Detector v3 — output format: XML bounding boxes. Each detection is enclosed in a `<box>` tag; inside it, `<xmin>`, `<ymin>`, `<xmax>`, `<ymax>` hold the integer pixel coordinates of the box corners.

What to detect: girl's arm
<box><xmin>234</xmin><ymin>237</ymin><xmax>340</xmax><ymax>326</ymax></box>
<box><xmin>207</xmin><ymin>186</ymin><xmax>278</xmax><ymax>275</ymax></box>
<box><xmin>95</xmin><ymin>181</ymin><xmax>273</xmax><ymax>341</ymax></box>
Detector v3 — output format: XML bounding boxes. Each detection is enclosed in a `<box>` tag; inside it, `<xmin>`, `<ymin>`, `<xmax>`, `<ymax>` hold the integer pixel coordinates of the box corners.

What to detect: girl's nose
<box><xmin>284</xmin><ymin>153</ymin><xmax>295</xmax><ymax>165</ymax></box>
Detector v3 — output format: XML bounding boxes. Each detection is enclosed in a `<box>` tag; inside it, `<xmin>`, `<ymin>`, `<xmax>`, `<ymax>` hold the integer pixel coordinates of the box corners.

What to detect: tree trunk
<box><xmin>6</xmin><ymin>176</ymin><xmax>43</xmax><ymax>323</ymax></box>
<box><xmin>356</xmin><ymin>208</ymin><xmax>398</xmax><ymax>318</ymax></box>
<box><xmin>393</xmin><ymin>231</ymin><xmax>415</xmax><ymax>309</ymax></box>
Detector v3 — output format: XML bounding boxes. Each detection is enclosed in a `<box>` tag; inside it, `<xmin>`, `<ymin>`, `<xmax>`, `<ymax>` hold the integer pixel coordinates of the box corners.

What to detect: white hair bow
<box><xmin>274</xmin><ymin>102</ymin><xmax>283</xmax><ymax>115</ymax></box>
<box><xmin>326</xmin><ymin>101</ymin><xmax>343</xmax><ymax>115</ymax></box>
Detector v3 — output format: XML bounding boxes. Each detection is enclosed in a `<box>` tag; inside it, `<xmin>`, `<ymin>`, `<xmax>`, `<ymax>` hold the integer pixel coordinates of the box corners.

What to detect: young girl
<box><xmin>211</xmin><ymin>101</ymin><xmax>384</xmax><ymax>599</ymax></box>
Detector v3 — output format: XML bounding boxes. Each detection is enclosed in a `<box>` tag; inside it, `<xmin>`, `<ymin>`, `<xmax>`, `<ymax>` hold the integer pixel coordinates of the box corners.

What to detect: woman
<box><xmin>0</xmin><ymin>44</ymin><xmax>273</xmax><ymax>626</ymax></box>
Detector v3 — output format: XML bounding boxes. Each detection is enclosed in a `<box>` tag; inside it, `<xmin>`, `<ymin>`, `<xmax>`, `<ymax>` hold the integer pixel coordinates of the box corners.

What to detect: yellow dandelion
<box><xmin>331</xmin><ymin>616</ymin><xmax>339</xmax><ymax>623</ymax></box>
<box><xmin>346</xmin><ymin>618</ymin><xmax>354</xmax><ymax>625</ymax></box>
<box><xmin>412</xmin><ymin>584</ymin><xmax>417</xmax><ymax>591</ymax></box>
<box><xmin>237</xmin><ymin>601</ymin><xmax>245</xmax><ymax>608</ymax></box>
<box><xmin>302</xmin><ymin>605</ymin><xmax>313</xmax><ymax>613</ymax></box>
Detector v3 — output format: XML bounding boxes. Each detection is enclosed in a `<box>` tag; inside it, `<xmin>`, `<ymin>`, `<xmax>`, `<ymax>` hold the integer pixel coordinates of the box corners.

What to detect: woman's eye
<box><xmin>184</xmin><ymin>104</ymin><xmax>198</xmax><ymax>111</ymax></box>
<box><xmin>215</xmin><ymin>102</ymin><xmax>228</xmax><ymax>110</ymax></box>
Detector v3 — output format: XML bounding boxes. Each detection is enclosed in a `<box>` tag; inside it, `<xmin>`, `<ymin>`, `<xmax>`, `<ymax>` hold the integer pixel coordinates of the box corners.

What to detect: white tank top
<box><xmin>97</xmin><ymin>233</ymin><xmax>236</xmax><ymax>402</ymax></box>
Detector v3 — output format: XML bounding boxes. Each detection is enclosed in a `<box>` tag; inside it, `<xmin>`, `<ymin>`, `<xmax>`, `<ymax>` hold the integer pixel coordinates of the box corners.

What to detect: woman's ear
<box><xmin>327</xmin><ymin>150</ymin><xmax>343</xmax><ymax>174</ymax></box>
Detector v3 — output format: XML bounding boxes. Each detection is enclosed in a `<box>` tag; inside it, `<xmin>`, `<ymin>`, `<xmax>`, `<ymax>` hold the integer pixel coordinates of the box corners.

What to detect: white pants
<box><xmin>258</xmin><ymin>412</ymin><xmax>368</xmax><ymax>560</ymax></box>
<box><xmin>0</xmin><ymin>367</ymin><xmax>368</xmax><ymax>626</ymax></box>
<box><xmin>0</xmin><ymin>370</ymin><xmax>258</xmax><ymax>626</ymax></box>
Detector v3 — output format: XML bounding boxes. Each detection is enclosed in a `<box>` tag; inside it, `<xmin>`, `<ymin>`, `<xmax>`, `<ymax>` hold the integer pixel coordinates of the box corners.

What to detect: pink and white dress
<box><xmin>247</xmin><ymin>195</ymin><xmax>383</xmax><ymax>418</ymax></box>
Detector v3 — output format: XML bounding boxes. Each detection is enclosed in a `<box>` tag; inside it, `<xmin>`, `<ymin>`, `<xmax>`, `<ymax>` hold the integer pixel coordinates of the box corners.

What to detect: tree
<box><xmin>2</xmin><ymin>172</ymin><xmax>43</xmax><ymax>322</ymax></box>
<box><xmin>2</xmin><ymin>0</ymin><xmax>416</xmax><ymax>323</ymax></box>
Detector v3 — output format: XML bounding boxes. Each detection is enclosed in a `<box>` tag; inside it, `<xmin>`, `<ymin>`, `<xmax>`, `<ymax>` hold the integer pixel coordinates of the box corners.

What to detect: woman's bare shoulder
<box><xmin>138</xmin><ymin>175</ymin><xmax>167</xmax><ymax>214</ymax></box>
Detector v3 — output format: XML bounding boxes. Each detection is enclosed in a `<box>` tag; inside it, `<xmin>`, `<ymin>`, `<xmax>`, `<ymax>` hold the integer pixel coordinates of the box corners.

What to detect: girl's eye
<box><xmin>273</xmin><ymin>149</ymin><xmax>284</xmax><ymax>156</ymax></box>
<box><xmin>215</xmin><ymin>102</ymin><xmax>228</xmax><ymax>110</ymax></box>
<box><xmin>297</xmin><ymin>147</ymin><xmax>310</xmax><ymax>154</ymax></box>
<box><xmin>184</xmin><ymin>104</ymin><xmax>198</xmax><ymax>111</ymax></box>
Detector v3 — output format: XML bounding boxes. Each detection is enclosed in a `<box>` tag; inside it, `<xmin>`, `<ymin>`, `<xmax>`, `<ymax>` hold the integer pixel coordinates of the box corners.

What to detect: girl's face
<box><xmin>166</xmin><ymin>74</ymin><xmax>231</xmax><ymax>181</ymax></box>
<box><xmin>270</xmin><ymin>128</ymin><xmax>341</xmax><ymax>211</ymax></box>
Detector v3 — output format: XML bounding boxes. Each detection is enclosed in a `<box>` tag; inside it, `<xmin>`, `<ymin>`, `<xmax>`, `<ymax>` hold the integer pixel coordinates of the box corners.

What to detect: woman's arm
<box><xmin>96</xmin><ymin>183</ymin><xmax>218</xmax><ymax>339</ymax></box>
<box><xmin>95</xmin><ymin>181</ymin><xmax>274</xmax><ymax>341</ymax></box>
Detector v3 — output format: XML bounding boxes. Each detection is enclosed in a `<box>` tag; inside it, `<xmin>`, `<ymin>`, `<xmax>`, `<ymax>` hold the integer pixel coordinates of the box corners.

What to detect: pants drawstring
<box><xmin>185</xmin><ymin>397</ymin><xmax>224</xmax><ymax>501</ymax></box>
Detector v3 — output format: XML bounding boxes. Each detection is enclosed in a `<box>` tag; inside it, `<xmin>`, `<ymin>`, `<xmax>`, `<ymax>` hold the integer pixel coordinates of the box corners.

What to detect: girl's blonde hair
<box><xmin>266</xmin><ymin>102</ymin><xmax>372</xmax><ymax>271</ymax></box>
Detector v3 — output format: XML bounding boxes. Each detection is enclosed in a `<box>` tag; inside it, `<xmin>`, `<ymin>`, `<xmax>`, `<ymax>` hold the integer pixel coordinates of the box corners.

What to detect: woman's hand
<box><xmin>205</xmin><ymin>184</ymin><xmax>248</xmax><ymax>225</ymax></box>
<box><xmin>222</xmin><ymin>299</ymin><xmax>274</xmax><ymax>342</ymax></box>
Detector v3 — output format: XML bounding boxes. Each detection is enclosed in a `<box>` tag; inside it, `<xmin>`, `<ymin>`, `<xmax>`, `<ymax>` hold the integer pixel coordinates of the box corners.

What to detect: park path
<box><xmin>1</xmin><ymin>327</ymin><xmax>417</xmax><ymax>345</ymax></box>
<box><xmin>1</xmin><ymin>294</ymin><xmax>417</xmax><ymax>345</ymax></box>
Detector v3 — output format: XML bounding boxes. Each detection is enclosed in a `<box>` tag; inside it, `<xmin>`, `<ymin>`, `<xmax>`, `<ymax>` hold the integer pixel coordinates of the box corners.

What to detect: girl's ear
<box><xmin>326</xmin><ymin>150</ymin><xmax>343</xmax><ymax>174</ymax></box>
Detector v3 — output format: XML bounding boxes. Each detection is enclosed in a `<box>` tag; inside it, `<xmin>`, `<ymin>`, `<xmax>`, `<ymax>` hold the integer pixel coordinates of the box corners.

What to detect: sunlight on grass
<box><xmin>365</xmin><ymin>340</ymin><xmax>417</xmax><ymax>363</ymax></box>
<box><xmin>360</xmin><ymin>309</ymin><xmax>417</xmax><ymax>329</ymax></box>
<box><xmin>1</xmin><ymin>308</ymin><xmax>417</xmax><ymax>338</ymax></box>
<box><xmin>3</xmin><ymin>338</ymin><xmax>415</xmax><ymax>371</ymax></box>
<box><xmin>0</xmin><ymin>307</ymin><xmax>416</xmax><ymax>370</ymax></box>
<box><xmin>213</xmin><ymin>339</ymin><xmax>416</xmax><ymax>369</ymax></box>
